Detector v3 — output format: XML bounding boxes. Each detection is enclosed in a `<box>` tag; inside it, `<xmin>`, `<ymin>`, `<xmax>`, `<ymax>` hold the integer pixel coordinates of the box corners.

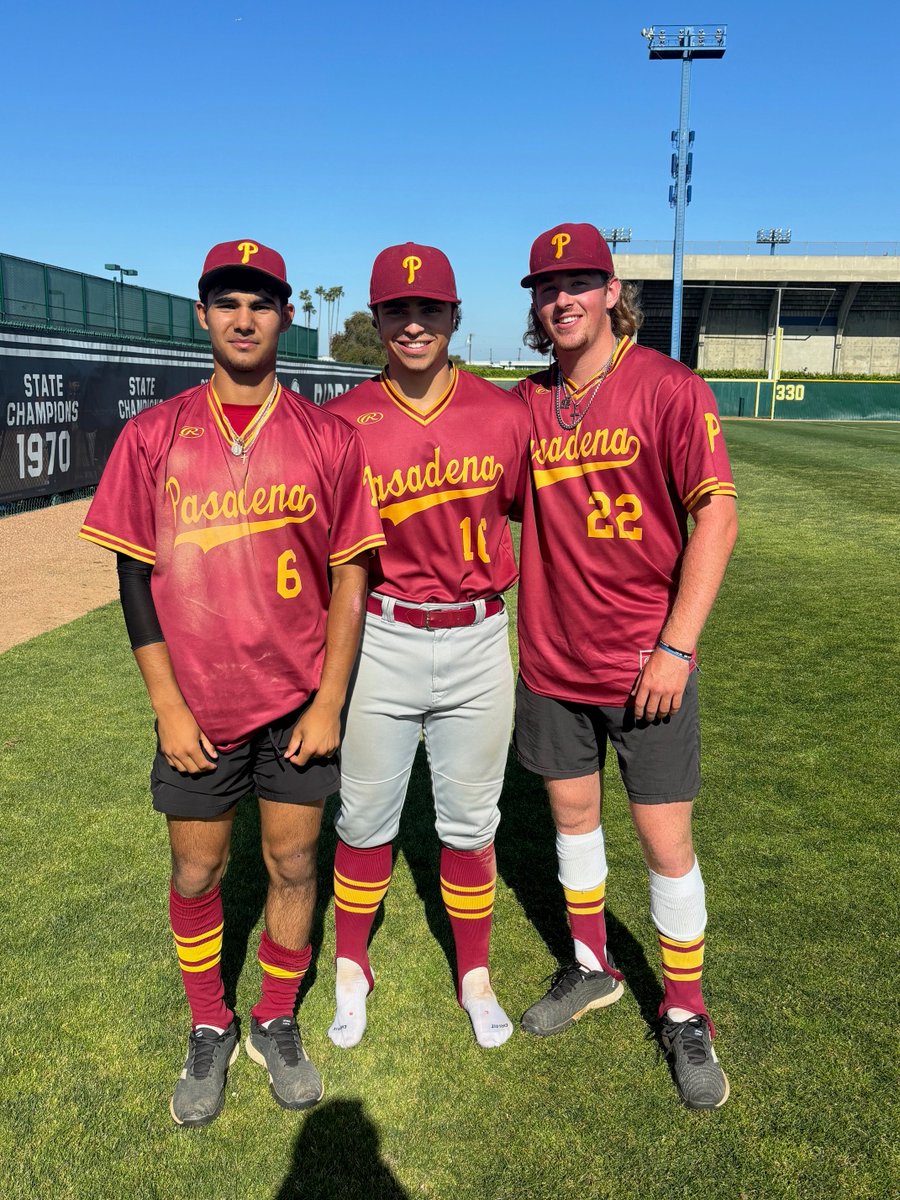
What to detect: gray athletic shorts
<box><xmin>513</xmin><ymin>673</ymin><xmax>700</xmax><ymax>804</ymax></box>
<box><xmin>150</xmin><ymin>701</ymin><xmax>340</xmax><ymax>818</ymax></box>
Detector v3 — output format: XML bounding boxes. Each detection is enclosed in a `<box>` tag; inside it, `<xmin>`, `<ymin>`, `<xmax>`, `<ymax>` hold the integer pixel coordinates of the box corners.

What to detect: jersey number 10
<box><xmin>459</xmin><ymin>517</ymin><xmax>491</xmax><ymax>563</ymax></box>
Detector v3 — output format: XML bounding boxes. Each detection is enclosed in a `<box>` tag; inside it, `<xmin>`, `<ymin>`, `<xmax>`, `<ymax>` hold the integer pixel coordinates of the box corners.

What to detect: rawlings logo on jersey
<box><xmin>237</xmin><ymin>241</ymin><xmax>259</xmax><ymax>264</ymax></box>
<box><xmin>364</xmin><ymin>448</ymin><xmax>503</xmax><ymax>526</ymax></box>
<box><xmin>531</xmin><ymin>426</ymin><xmax>641</xmax><ymax>489</ymax></box>
<box><xmin>357</xmin><ymin>412</ymin><xmax>384</xmax><ymax>425</ymax></box>
<box><xmin>165</xmin><ymin>476</ymin><xmax>317</xmax><ymax>552</ymax></box>
<box><xmin>179</xmin><ymin>426</ymin><xmax>205</xmax><ymax>438</ymax></box>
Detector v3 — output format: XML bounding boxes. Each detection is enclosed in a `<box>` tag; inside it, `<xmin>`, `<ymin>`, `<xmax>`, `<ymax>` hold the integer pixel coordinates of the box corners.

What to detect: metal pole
<box><xmin>671</xmin><ymin>52</ymin><xmax>692</xmax><ymax>360</ymax></box>
<box><xmin>768</xmin><ymin>286</ymin><xmax>783</xmax><ymax>381</ymax></box>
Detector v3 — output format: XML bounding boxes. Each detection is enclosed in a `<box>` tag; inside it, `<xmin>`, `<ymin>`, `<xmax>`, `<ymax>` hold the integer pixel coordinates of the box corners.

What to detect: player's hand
<box><xmin>284</xmin><ymin>698</ymin><xmax>342</xmax><ymax>767</ymax></box>
<box><xmin>157</xmin><ymin>703</ymin><xmax>219</xmax><ymax>773</ymax></box>
<box><xmin>630</xmin><ymin>650</ymin><xmax>691</xmax><ymax>722</ymax></box>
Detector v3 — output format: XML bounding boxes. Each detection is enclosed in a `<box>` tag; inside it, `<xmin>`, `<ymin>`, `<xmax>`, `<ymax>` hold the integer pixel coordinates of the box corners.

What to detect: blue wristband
<box><xmin>656</xmin><ymin>639</ymin><xmax>693</xmax><ymax>663</ymax></box>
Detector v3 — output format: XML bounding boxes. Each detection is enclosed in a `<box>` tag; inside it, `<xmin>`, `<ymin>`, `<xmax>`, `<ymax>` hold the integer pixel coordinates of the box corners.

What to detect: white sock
<box><xmin>460</xmin><ymin>967</ymin><xmax>513</xmax><ymax>1049</ymax></box>
<box><xmin>573</xmin><ymin>938</ymin><xmax>604</xmax><ymax>973</ymax></box>
<box><xmin>648</xmin><ymin>857</ymin><xmax>707</xmax><ymax>941</ymax></box>
<box><xmin>327</xmin><ymin>957</ymin><xmax>370</xmax><ymax>1049</ymax></box>
<box><xmin>556</xmin><ymin>827</ymin><xmax>607</xmax><ymax>891</ymax></box>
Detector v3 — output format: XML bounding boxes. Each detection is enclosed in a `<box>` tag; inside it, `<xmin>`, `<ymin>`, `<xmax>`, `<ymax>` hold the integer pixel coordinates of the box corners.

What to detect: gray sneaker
<box><xmin>521</xmin><ymin>961</ymin><xmax>624</xmax><ymax>1037</ymax></box>
<box><xmin>170</xmin><ymin>1019</ymin><xmax>240</xmax><ymax>1127</ymax></box>
<box><xmin>246</xmin><ymin>1016</ymin><xmax>324</xmax><ymax>1110</ymax></box>
<box><xmin>658</xmin><ymin>1014</ymin><xmax>730</xmax><ymax>1109</ymax></box>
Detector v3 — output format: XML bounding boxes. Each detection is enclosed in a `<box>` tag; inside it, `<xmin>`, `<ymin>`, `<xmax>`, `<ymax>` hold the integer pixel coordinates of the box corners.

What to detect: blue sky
<box><xmin>6</xmin><ymin>1</ymin><xmax>898</xmax><ymax>361</ymax></box>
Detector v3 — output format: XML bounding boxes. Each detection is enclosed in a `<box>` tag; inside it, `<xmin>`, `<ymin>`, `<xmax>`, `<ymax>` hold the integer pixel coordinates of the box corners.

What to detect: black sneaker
<box><xmin>246</xmin><ymin>1016</ymin><xmax>324</xmax><ymax>1110</ymax></box>
<box><xmin>170</xmin><ymin>1019</ymin><xmax>240</xmax><ymax>1127</ymax></box>
<box><xmin>658</xmin><ymin>1013</ymin><xmax>730</xmax><ymax>1109</ymax></box>
<box><xmin>521</xmin><ymin>960</ymin><xmax>624</xmax><ymax>1037</ymax></box>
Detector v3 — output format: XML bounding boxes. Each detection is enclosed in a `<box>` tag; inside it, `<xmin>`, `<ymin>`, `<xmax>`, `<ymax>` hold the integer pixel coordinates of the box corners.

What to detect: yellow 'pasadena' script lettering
<box><xmin>363</xmin><ymin>448</ymin><xmax>503</xmax><ymax>508</ymax></box>
<box><xmin>530</xmin><ymin>427</ymin><xmax>641</xmax><ymax>490</ymax></box>
<box><xmin>165</xmin><ymin>476</ymin><xmax>318</xmax><ymax>551</ymax></box>
<box><xmin>531</xmin><ymin>426</ymin><xmax>639</xmax><ymax>467</ymax></box>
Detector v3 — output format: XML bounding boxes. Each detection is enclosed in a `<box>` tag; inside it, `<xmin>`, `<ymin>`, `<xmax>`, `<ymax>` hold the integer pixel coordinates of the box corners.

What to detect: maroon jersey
<box><xmin>515</xmin><ymin>337</ymin><xmax>736</xmax><ymax>706</ymax></box>
<box><xmin>327</xmin><ymin>367</ymin><xmax>530</xmax><ymax>603</ymax></box>
<box><xmin>80</xmin><ymin>383</ymin><xmax>385</xmax><ymax>750</ymax></box>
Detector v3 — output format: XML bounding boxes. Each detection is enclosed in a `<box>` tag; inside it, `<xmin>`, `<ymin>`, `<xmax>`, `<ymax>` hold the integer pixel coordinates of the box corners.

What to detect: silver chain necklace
<box><xmin>553</xmin><ymin>338</ymin><xmax>620</xmax><ymax>430</ymax></box>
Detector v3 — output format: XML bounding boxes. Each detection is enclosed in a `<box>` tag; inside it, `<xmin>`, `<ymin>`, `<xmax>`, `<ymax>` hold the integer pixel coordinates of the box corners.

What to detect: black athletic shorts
<box><xmin>513</xmin><ymin>673</ymin><xmax>701</xmax><ymax>804</ymax></box>
<box><xmin>150</xmin><ymin>700</ymin><xmax>341</xmax><ymax>818</ymax></box>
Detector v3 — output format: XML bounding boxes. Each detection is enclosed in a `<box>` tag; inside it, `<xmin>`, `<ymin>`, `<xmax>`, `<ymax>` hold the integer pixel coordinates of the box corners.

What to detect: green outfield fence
<box><xmin>0</xmin><ymin>252</ymin><xmax>318</xmax><ymax>359</ymax></box>
<box><xmin>706</xmin><ymin>378</ymin><xmax>900</xmax><ymax>421</ymax></box>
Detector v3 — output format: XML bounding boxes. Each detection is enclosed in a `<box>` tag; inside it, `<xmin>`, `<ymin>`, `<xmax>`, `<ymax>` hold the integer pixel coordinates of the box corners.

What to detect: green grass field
<box><xmin>1</xmin><ymin>420</ymin><xmax>897</xmax><ymax>1200</ymax></box>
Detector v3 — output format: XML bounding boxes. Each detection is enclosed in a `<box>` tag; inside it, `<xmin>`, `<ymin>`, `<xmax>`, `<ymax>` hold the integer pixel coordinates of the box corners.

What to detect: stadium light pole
<box><xmin>601</xmin><ymin>227</ymin><xmax>632</xmax><ymax>253</ymax></box>
<box><xmin>640</xmin><ymin>24</ymin><xmax>726</xmax><ymax>361</ymax></box>
<box><xmin>104</xmin><ymin>263</ymin><xmax>138</xmax><ymax>336</ymax></box>
<box><xmin>757</xmin><ymin>228</ymin><xmax>792</xmax><ymax>256</ymax></box>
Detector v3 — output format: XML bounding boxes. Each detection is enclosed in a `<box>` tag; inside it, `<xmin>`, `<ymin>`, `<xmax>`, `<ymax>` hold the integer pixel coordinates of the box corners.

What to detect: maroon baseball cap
<box><xmin>521</xmin><ymin>223</ymin><xmax>615</xmax><ymax>288</ymax></box>
<box><xmin>198</xmin><ymin>239</ymin><xmax>292</xmax><ymax>300</ymax></box>
<box><xmin>369</xmin><ymin>242</ymin><xmax>460</xmax><ymax>307</ymax></box>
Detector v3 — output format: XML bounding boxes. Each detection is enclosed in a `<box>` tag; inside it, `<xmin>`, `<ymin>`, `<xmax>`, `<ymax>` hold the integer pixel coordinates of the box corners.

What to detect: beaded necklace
<box><xmin>553</xmin><ymin>337</ymin><xmax>621</xmax><ymax>431</ymax></box>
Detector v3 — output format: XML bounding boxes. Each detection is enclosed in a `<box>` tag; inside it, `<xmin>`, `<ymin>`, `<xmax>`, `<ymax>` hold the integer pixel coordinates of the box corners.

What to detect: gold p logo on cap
<box><xmin>402</xmin><ymin>255</ymin><xmax>422</xmax><ymax>284</ymax></box>
<box><xmin>238</xmin><ymin>241</ymin><xmax>260</xmax><ymax>265</ymax></box>
<box><xmin>551</xmin><ymin>232</ymin><xmax>571</xmax><ymax>259</ymax></box>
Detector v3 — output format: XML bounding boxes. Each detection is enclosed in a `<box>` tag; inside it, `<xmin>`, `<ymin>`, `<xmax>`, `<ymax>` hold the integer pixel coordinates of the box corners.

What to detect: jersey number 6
<box><xmin>277</xmin><ymin>549</ymin><xmax>303</xmax><ymax>598</ymax></box>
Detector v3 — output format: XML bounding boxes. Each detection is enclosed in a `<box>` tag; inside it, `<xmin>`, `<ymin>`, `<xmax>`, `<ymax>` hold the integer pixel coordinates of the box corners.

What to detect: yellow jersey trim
<box><xmin>378</xmin><ymin>365</ymin><xmax>458</xmax><ymax>427</ymax></box>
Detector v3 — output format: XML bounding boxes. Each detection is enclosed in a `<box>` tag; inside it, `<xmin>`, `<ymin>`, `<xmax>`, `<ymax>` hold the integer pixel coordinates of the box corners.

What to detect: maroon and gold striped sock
<box><xmin>564</xmin><ymin>881</ymin><xmax>625</xmax><ymax>981</ymax></box>
<box><xmin>658</xmin><ymin>932</ymin><xmax>709</xmax><ymax>1020</ymax></box>
<box><xmin>333</xmin><ymin>840</ymin><xmax>393</xmax><ymax>990</ymax></box>
<box><xmin>440</xmin><ymin>845</ymin><xmax>496</xmax><ymax>1003</ymax></box>
<box><xmin>251</xmin><ymin>931</ymin><xmax>311</xmax><ymax>1023</ymax></box>
<box><xmin>169</xmin><ymin>882</ymin><xmax>232</xmax><ymax>1029</ymax></box>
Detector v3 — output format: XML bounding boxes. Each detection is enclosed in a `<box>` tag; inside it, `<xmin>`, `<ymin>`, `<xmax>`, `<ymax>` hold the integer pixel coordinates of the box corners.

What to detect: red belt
<box><xmin>366</xmin><ymin>595</ymin><xmax>503</xmax><ymax>629</ymax></box>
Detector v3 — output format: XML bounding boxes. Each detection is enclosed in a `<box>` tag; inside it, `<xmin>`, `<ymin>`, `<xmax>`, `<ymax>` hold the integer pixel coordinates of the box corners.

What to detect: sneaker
<box><xmin>658</xmin><ymin>1014</ymin><xmax>730</xmax><ymax>1109</ymax></box>
<box><xmin>521</xmin><ymin>960</ymin><xmax>624</xmax><ymax>1037</ymax></box>
<box><xmin>170</xmin><ymin>1019</ymin><xmax>240</xmax><ymax>1127</ymax></box>
<box><xmin>246</xmin><ymin>1016</ymin><xmax>324</xmax><ymax>1110</ymax></box>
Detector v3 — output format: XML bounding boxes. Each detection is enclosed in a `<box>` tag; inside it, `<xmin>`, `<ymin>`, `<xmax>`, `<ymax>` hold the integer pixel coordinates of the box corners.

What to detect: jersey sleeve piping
<box><xmin>682</xmin><ymin>478</ymin><xmax>738</xmax><ymax>512</ymax></box>
<box><xmin>79</xmin><ymin>524</ymin><xmax>156</xmax><ymax>564</ymax></box>
<box><xmin>329</xmin><ymin>532</ymin><xmax>387</xmax><ymax>566</ymax></box>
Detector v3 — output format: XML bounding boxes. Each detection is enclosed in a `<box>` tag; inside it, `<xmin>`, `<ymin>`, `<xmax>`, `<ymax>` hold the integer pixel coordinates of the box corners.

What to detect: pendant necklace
<box><xmin>554</xmin><ymin>338</ymin><xmax>620</xmax><ymax>431</ymax></box>
<box><xmin>212</xmin><ymin>377</ymin><xmax>279</xmax><ymax>460</ymax></box>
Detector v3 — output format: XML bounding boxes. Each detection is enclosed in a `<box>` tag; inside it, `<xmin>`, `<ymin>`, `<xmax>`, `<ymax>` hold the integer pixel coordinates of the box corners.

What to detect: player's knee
<box><xmin>170</xmin><ymin>857</ymin><xmax>226</xmax><ymax>897</ymax></box>
<box><xmin>262</xmin><ymin>841</ymin><xmax>317</xmax><ymax>888</ymax></box>
<box><xmin>435</xmin><ymin>809</ymin><xmax>499</xmax><ymax>851</ymax></box>
<box><xmin>334</xmin><ymin>804</ymin><xmax>400</xmax><ymax>849</ymax></box>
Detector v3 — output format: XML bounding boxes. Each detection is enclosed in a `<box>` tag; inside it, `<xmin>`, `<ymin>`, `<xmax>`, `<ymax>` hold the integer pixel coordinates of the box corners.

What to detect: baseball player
<box><xmin>80</xmin><ymin>239</ymin><xmax>385</xmax><ymax>1126</ymax></box>
<box><xmin>325</xmin><ymin>242</ymin><xmax>531</xmax><ymax>1049</ymax></box>
<box><xmin>512</xmin><ymin>223</ymin><xmax>738</xmax><ymax>1109</ymax></box>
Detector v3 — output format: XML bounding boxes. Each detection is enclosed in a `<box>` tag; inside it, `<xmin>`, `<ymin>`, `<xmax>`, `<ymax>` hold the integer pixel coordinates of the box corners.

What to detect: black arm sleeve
<box><xmin>116</xmin><ymin>553</ymin><xmax>165</xmax><ymax>650</ymax></box>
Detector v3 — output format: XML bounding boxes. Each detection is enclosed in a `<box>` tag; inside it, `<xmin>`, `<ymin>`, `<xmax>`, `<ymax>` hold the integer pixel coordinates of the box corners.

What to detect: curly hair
<box><xmin>523</xmin><ymin>278</ymin><xmax>643</xmax><ymax>355</ymax></box>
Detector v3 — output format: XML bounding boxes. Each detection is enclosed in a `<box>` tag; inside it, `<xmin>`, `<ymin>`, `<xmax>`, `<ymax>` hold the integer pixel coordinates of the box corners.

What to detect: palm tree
<box><xmin>315</xmin><ymin>286</ymin><xmax>328</xmax><ymax>354</ymax></box>
<box><xmin>297</xmin><ymin>289</ymin><xmax>313</xmax><ymax>329</ymax></box>
<box><xmin>332</xmin><ymin>286</ymin><xmax>345</xmax><ymax>341</ymax></box>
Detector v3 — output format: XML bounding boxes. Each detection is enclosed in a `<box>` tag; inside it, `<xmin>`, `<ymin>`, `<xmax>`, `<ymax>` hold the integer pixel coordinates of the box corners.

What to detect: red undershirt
<box><xmin>222</xmin><ymin>403</ymin><xmax>260</xmax><ymax>437</ymax></box>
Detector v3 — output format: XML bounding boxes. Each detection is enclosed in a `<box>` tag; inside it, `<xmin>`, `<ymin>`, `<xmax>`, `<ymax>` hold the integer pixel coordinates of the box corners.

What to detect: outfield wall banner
<box><xmin>707</xmin><ymin>379</ymin><xmax>900</xmax><ymax>421</ymax></box>
<box><xmin>0</xmin><ymin>330</ymin><xmax>375</xmax><ymax>504</ymax></box>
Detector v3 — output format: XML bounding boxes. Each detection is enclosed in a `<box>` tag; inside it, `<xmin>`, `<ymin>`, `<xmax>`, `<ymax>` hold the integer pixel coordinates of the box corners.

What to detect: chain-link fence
<box><xmin>0</xmin><ymin>253</ymin><xmax>318</xmax><ymax>359</ymax></box>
